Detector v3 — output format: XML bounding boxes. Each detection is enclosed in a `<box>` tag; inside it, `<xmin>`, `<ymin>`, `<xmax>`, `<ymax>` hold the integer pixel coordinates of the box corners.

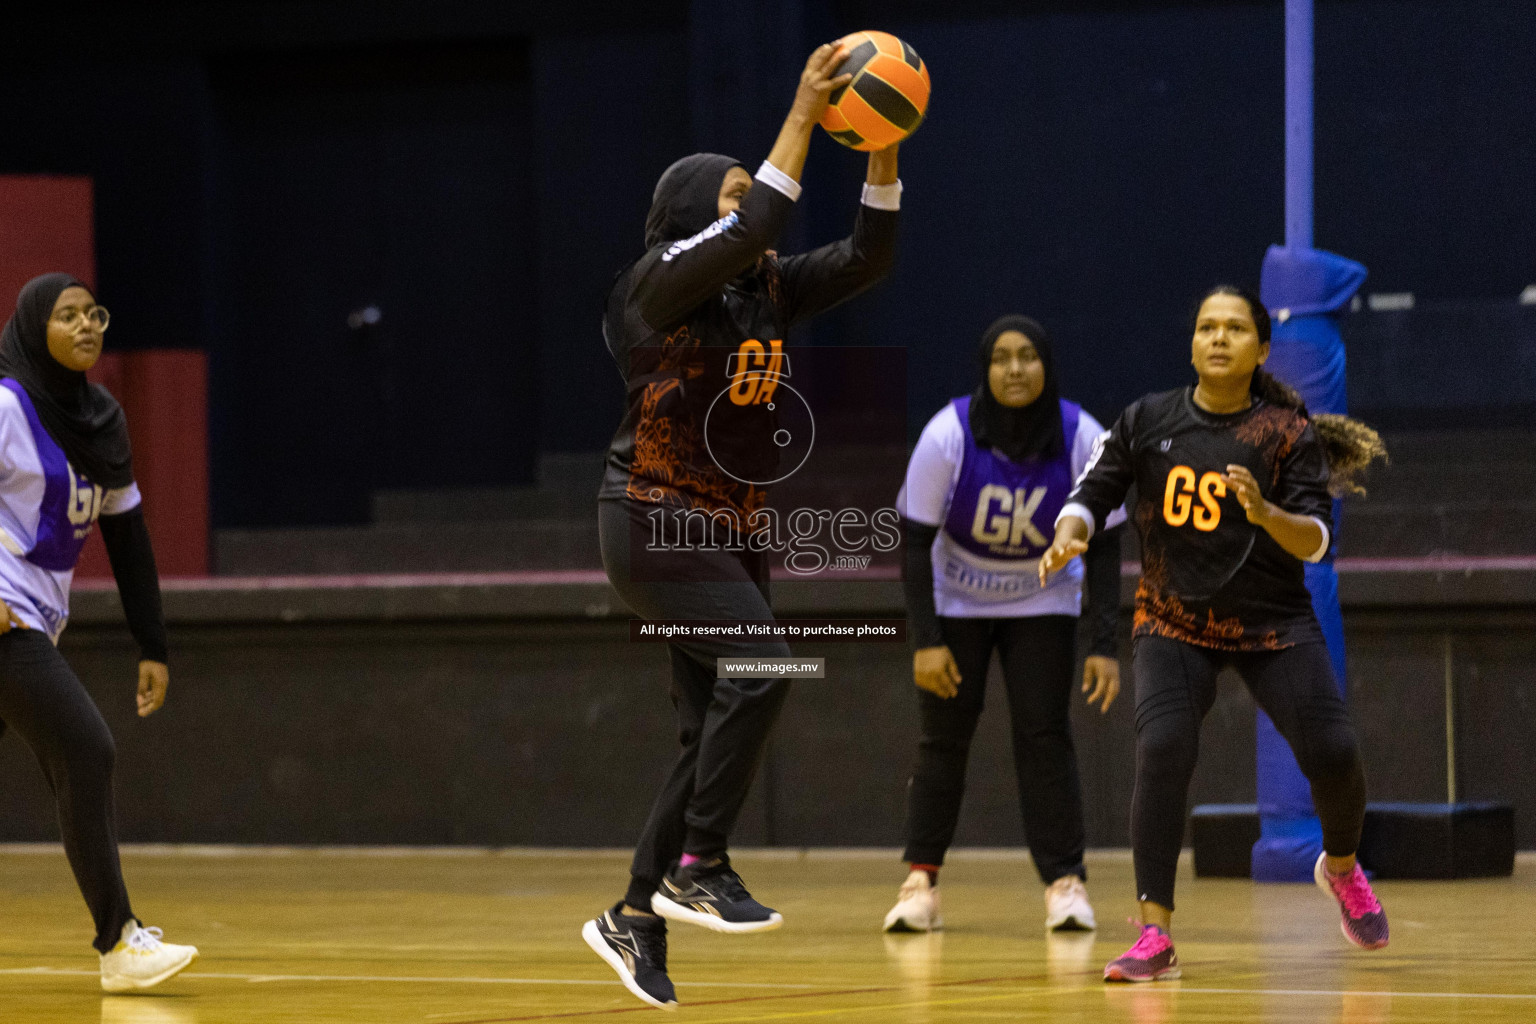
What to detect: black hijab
<box><xmin>0</xmin><ymin>273</ymin><xmax>133</xmax><ymax>488</ymax></box>
<box><xmin>969</xmin><ymin>315</ymin><xmax>1065</xmax><ymax>463</ymax></box>
<box><xmin>644</xmin><ymin>153</ymin><xmax>744</xmax><ymax>248</ymax></box>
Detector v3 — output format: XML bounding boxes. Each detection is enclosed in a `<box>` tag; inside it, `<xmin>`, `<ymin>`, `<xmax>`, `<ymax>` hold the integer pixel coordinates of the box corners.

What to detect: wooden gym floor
<box><xmin>2</xmin><ymin>847</ymin><xmax>1534</xmax><ymax>1023</ymax></box>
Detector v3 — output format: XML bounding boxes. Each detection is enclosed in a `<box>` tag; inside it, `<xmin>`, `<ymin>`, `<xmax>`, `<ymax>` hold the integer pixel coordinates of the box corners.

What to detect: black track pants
<box><xmin>0</xmin><ymin>630</ymin><xmax>135</xmax><ymax>952</ymax></box>
<box><xmin>1130</xmin><ymin>636</ymin><xmax>1365</xmax><ymax>909</ymax></box>
<box><xmin>901</xmin><ymin>615</ymin><xmax>1088</xmax><ymax>884</ymax></box>
<box><xmin>599</xmin><ymin>500</ymin><xmax>792</xmax><ymax>904</ymax></box>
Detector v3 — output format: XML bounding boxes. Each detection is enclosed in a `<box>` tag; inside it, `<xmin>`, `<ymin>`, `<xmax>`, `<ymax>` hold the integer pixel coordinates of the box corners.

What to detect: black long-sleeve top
<box><xmin>599</xmin><ymin>164</ymin><xmax>899</xmax><ymax>520</ymax></box>
<box><xmin>1061</xmin><ymin>387</ymin><xmax>1332</xmax><ymax>651</ymax></box>
<box><xmin>98</xmin><ymin>506</ymin><xmax>168</xmax><ymax>663</ymax></box>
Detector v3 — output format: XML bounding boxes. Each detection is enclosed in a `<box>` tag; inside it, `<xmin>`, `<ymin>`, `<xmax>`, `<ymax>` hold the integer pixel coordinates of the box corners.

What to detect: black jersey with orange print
<box><xmin>1065</xmin><ymin>387</ymin><xmax>1332</xmax><ymax>651</ymax></box>
<box><xmin>599</xmin><ymin>168</ymin><xmax>897</xmax><ymax>523</ymax></box>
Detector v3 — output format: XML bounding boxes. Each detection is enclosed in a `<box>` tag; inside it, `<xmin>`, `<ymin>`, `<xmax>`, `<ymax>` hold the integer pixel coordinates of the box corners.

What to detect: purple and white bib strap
<box><xmin>0</xmin><ymin>378</ymin><xmax>102</xmax><ymax>572</ymax></box>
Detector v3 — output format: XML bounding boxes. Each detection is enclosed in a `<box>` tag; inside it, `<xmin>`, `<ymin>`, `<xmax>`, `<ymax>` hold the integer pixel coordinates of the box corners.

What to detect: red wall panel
<box><xmin>1</xmin><ymin>176</ymin><xmax>208</xmax><ymax>578</ymax></box>
<box><xmin>0</xmin><ymin>175</ymin><xmax>95</xmax><ymax>301</ymax></box>
<box><xmin>77</xmin><ymin>352</ymin><xmax>210</xmax><ymax>578</ymax></box>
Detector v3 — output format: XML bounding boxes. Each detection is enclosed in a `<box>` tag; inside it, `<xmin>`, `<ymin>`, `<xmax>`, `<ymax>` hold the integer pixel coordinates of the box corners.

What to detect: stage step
<box><xmin>1191</xmin><ymin>803</ymin><xmax>1516</xmax><ymax>880</ymax></box>
<box><xmin>214</xmin><ymin>519</ymin><xmax>603</xmax><ymax>575</ymax></box>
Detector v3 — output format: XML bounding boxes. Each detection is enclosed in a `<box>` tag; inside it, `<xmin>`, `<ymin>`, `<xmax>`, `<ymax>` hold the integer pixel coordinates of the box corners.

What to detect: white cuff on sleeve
<box><xmin>1304</xmin><ymin>516</ymin><xmax>1332</xmax><ymax>563</ymax></box>
<box><xmin>755</xmin><ymin>161</ymin><xmax>802</xmax><ymax>201</ymax></box>
<box><xmin>100</xmin><ymin>482</ymin><xmax>143</xmax><ymax>517</ymax></box>
<box><xmin>860</xmin><ymin>179</ymin><xmax>903</xmax><ymax>211</ymax></box>
<box><xmin>1056</xmin><ymin>502</ymin><xmax>1097</xmax><ymax>540</ymax></box>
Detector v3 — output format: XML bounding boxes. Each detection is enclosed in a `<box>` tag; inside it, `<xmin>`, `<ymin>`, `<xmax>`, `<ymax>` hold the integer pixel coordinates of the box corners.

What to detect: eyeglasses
<box><xmin>51</xmin><ymin>306</ymin><xmax>110</xmax><ymax>332</ymax></box>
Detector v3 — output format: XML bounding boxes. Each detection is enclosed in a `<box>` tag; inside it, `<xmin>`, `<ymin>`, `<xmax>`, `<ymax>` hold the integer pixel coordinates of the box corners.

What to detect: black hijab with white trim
<box><xmin>643</xmin><ymin>152</ymin><xmax>744</xmax><ymax>248</ymax></box>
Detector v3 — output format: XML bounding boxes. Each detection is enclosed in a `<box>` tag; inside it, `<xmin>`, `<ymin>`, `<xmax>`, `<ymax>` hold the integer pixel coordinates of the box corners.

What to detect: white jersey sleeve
<box><xmin>101</xmin><ymin>482</ymin><xmax>143</xmax><ymax>517</ymax></box>
<box><xmin>895</xmin><ymin>403</ymin><xmax>965</xmax><ymax>528</ymax></box>
<box><xmin>1072</xmin><ymin>409</ymin><xmax>1127</xmax><ymax>531</ymax></box>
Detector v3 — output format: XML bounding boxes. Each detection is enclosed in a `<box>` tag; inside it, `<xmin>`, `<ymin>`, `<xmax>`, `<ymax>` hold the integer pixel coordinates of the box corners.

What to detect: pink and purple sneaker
<box><xmin>1103</xmin><ymin>923</ymin><xmax>1181</xmax><ymax>982</ymax></box>
<box><xmin>1314</xmin><ymin>853</ymin><xmax>1389</xmax><ymax>950</ymax></box>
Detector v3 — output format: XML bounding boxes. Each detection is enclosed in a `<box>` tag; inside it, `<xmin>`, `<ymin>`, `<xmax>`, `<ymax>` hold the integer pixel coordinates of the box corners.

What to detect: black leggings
<box><xmin>599</xmin><ymin>500</ymin><xmax>792</xmax><ymax>905</ymax></box>
<box><xmin>1131</xmin><ymin>636</ymin><xmax>1365</xmax><ymax>909</ymax></box>
<box><xmin>0</xmin><ymin>630</ymin><xmax>135</xmax><ymax>952</ymax></box>
<box><xmin>902</xmin><ymin>615</ymin><xmax>1087</xmax><ymax>884</ymax></box>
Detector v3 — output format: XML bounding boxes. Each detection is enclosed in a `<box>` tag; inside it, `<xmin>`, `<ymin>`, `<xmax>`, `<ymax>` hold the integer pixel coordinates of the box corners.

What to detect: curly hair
<box><xmin>1200</xmin><ymin>285</ymin><xmax>1388</xmax><ymax>496</ymax></box>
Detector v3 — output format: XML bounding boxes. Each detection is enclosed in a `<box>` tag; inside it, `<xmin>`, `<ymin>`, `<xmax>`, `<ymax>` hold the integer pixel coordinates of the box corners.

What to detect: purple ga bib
<box><xmin>941</xmin><ymin>396</ymin><xmax>1080</xmax><ymax>561</ymax></box>
<box><xmin>1</xmin><ymin>378</ymin><xmax>105</xmax><ymax>571</ymax></box>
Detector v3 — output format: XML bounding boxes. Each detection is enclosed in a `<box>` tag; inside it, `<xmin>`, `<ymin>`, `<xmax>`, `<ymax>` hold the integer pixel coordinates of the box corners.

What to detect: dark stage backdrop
<box><xmin>207</xmin><ymin>41</ymin><xmax>538</xmax><ymax>526</ymax></box>
<box><xmin>0</xmin><ymin>1</ymin><xmax>1531</xmax><ymax>526</ymax></box>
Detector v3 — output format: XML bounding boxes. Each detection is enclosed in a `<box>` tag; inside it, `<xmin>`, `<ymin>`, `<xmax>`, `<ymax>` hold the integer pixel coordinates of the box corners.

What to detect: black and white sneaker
<box><xmin>582</xmin><ymin>903</ymin><xmax>678</xmax><ymax>1010</ymax></box>
<box><xmin>651</xmin><ymin>856</ymin><xmax>784</xmax><ymax>934</ymax></box>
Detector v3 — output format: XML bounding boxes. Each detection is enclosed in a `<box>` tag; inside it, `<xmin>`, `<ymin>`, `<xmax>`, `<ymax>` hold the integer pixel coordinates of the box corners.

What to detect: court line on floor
<box><xmin>1175</xmin><ymin>986</ymin><xmax>1536</xmax><ymax>1000</ymax></box>
<box><xmin>664</xmin><ymin>986</ymin><xmax>1102</xmax><ymax>1024</ymax></box>
<box><xmin>593</xmin><ymin>986</ymin><xmax>1085</xmax><ymax>1024</ymax></box>
<box><xmin>448</xmin><ymin>972</ymin><xmax>1536</xmax><ymax>1024</ymax></box>
<box><xmin>6</xmin><ymin>966</ymin><xmax>1533</xmax><ymax>1011</ymax></box>
<box><xmin>584</xmin><ymin>983</ymin><xmax>1536</xmax><ymax>1024</ymax></box>
<box><xmin>0</xmin><ymin>967</ymin><xmax>816</xmax><ymax>989</ymax></box>
<box><xmin>450</xmin><ymin>970</ymin><xmax>1085</xmax><ymax>1023</ymax></box>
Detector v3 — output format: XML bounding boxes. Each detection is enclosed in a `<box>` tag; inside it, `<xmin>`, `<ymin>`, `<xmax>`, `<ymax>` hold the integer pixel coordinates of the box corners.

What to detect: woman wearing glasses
<box><xmin>0</xmin><ymin>273</ymin><xmax>197</xmax><ymax>991</ymax></box>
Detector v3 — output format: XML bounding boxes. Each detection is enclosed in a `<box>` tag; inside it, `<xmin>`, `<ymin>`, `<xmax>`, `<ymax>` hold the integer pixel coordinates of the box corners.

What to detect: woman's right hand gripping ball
<box><xmin>789</xmin><ymin>42</ymin><xmax>853</xmax><ymax>125</ymax></box>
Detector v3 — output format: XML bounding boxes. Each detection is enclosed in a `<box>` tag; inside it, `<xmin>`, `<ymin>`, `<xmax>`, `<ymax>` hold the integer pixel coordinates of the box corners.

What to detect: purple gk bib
<box><xmin>941</xmin><ymin>396</ymin><xmax>1080</xmax><ymax>561</ymax></box>
<box><xmin>1</xmin><ymin>378</ymin><xmax>104</xmax><ymax>572</ymax></box>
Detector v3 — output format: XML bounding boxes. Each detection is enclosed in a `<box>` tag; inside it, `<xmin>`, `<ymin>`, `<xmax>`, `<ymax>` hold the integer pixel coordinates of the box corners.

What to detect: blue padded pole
<box><xmin>1286</xmin><ymin>0</ymin><xmax>1314</xmax><ymax>249</ymax></box>
<box><xmin>1250</xmin><ymin>0</ymin><xmax>1360</xmax><ymax>884</ymax></box>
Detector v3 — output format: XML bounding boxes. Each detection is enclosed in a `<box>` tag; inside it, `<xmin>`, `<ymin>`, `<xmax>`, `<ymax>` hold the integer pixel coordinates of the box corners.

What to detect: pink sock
<box><xmin>679</xmin><ymin>853</ymin><xmax>702</xmax><ymax>868</ymax></box>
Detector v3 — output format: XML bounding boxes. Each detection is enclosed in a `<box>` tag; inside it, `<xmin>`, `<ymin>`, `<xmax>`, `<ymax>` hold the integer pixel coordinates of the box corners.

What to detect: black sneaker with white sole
<box><xmin>582</xmin><ymin>903</ymin><xmax>677</xmax><ymax>1010</ymax></box>
<box><xmin>651</xmin><ymin>856</ymin><xmax>783</xmax><ymax>934</ymax></box>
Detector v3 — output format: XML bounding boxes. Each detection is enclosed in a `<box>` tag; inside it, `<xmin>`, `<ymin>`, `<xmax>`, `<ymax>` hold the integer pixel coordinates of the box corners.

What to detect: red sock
<box><xmin>680</xmin><ymin>853</ymin><xmax>702</xmax><ymax>868</ymax></box>
<box><xmin>910</xmin><ymin>863</ymin><xmax>940</xmax><ymax>886</ymax></box>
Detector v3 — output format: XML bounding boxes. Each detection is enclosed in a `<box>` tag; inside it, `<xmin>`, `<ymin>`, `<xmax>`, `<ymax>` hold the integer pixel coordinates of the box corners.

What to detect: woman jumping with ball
<box><xmin>1040</xmin><ymin>285</ymin><xmax>1389</xmax><ymax>982</ymax></box>
<box><xmin>584</xmin><ymin>40</ymin><xmax>904</xmax><ymax>1009</ymax></box>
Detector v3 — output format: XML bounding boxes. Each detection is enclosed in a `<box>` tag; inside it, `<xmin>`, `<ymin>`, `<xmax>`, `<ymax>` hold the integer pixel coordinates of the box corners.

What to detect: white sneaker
<box><xmin>883</xmin><ymin>869</ymin><xmax>942</xmax><ymax>932</ymax></box>
<box><xmin>1044</xmin><ymin>875</ymin><xmax>1096</xmax><ymax>931</ymax></box>
<box><xmin>99</xmin><ymin>921</ymin><xmax>198</xmax><ymax>993</ymax></box>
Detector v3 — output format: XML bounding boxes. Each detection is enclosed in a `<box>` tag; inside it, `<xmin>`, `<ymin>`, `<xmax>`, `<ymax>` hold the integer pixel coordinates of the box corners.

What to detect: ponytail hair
<box><xmin>1308</xmin><ymin>412</ymin><xmax>1389</xmax><ymax>497</ymax></box>
<box><xmin>1249</xmin><ymin>365</ymin><xmax>1304</xmax><ymax>413</ymax></box>
<box><xmin>1199</xmin><ymin>284</ymin><xmax>1389</xmax><ymax>497</ymax></box>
